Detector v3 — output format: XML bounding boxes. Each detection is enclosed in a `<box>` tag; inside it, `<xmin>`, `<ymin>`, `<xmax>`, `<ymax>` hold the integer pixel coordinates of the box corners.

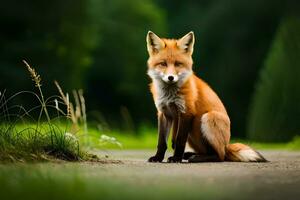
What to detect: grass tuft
<box><xmin>0</xmin><ymin>124</ymin><xmax>85</xmax><ymax>162</ymax></box>
<box><xmin>0</xmin><ymin>61</ymin><xmax>98</xmax><ymax>163</ymax></box>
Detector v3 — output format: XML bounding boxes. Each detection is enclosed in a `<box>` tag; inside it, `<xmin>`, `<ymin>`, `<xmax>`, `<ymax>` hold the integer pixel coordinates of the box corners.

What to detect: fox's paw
<box><xmin>148</xmin><ymin>155</ymin><xmax>164</xmax><ymax>162</ymax></box>
<box><xmin>167</xmin><ymin>156</ymin><xmax>182</xmax><ymax>163</ymax></box>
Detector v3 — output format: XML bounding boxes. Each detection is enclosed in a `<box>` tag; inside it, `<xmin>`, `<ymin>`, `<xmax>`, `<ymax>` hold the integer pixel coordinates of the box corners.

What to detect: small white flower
<box><xmin>65</xmin><ymin>132</ymin><xmax>78</xmax><ymax>141</ymax></box>
<box><xmin>99</xmin><ymin>134</ymin><xmax>122</xmax><ymax>148</ymax></box>
<box><xmin>100</xmin><ymin>135</ymin><xmax>110</xmax><ymax>140</ymax></box>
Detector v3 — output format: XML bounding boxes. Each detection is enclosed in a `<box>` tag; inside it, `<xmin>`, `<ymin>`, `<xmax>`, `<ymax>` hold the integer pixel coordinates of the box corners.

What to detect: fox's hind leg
<box><xmin>199</xmin><ymin>111</ymin><xmax>231</xmax><ymax>161</ymax></box>
<box><xmin>185</xmin><ymin>116</ymin><xmax>212</xmax><ymax>161</ymax></box>
<box><xmin>187</xmin><ymin>116</ymin><xmax>209</xmax><ymax>155</ymax></box>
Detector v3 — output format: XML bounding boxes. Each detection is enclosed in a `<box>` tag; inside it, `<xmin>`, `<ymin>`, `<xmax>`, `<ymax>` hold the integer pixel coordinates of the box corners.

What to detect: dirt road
<box><xmin>93</xmin><ymin>150</ymin><xmax>300</xmax><ymax>199</ymax></box>
<box><xmin>1</xmin><ymin>150</ymin><xmax>299</xmax><ymax>200</ymax></box>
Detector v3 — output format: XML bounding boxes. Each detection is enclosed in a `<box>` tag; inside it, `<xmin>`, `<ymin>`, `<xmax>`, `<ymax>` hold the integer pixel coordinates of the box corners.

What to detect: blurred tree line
<box><xmin>0</xmin><ymin>0</ymin><xmax>299</xmax><ymax>140</ymax></box>
<box><xmin>248</xmin><ymin>15</ymin><xmax>300</xmax><ymax>142</ymax></box>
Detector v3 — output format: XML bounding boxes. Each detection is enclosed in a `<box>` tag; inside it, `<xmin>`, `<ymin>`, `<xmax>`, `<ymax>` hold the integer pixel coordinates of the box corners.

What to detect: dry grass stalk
<box><xmin>73</xmin><ymin>90</ymin><xmax>82</xmax><ymax>120</ymax></box>
<box><xmin>78</xmin><ymin>89</ymin><xmax>87</xmax><ymax>130</ymax></box>
<box><xmin>54</xmin><ymin>81</ymin><xmax>88</xmax><ymax>136</ymax></box>
<box><xmin>54</xmin><ymin>81</ymin><xmax>77</xmax><ymax>124</ymax></box>
<box><xmin>22</xmin><ymin>60</ymin><xmax>41</xmax><ymax>88</ymax></box>
<box><xmin>23</xmin><ymin>60</ymin><xmax>50</xmax><ymax>122</ymax></box>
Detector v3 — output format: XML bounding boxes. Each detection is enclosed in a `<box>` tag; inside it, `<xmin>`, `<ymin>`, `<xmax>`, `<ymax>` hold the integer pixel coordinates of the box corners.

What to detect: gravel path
<box><xmin>92</xmin><ymin>150</ymin><xmax>300</xmax><ymax>199</ymax></box>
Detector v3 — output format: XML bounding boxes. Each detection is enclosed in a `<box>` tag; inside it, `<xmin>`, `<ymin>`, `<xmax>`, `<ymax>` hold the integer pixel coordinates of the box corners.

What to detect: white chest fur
<box><xmin>153</xmin><ymin>80</ymin><xmax>186</xmax><ymax>114</ymax></box>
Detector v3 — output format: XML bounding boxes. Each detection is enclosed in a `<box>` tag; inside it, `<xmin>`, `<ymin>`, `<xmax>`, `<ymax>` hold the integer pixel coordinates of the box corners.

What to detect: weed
<box><xmin>0</xmin><ymin>60</ymin><xmax>96</xmax><ymax>162</ymax></box>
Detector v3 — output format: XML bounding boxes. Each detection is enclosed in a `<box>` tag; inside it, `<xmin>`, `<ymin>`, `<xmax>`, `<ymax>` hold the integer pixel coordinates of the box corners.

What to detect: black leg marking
<box><xmin>188</xmin><ymin>155</ymin><xmax>221</xmax><ymax>163</ymax></box>
<box><xmin>148</xmin><ymin>114</ymin><xmax>172</xmax><ymax>162</ymax></box>
<box><xmin>167</xmin><ymin>115</ymin><xmax>193</xmax><ymax>163</ymax></box>
<box><xmin>183</xmin><ymin>152</ymin><xmax>196</xmax><ymax>160</ymax></box>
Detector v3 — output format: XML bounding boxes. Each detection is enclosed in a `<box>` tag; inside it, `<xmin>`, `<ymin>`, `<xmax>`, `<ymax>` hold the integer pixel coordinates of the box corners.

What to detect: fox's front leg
<box><xmin>148</xmin><ymin>113</ymin><xmax>172</xmax><ymax>162</ymax></box>
<box><xmin>171</xmin><ymin>117</ymin><xmax>178</xmax><ymax>150</ymax></box>
<box><xmin>168</xmin><ymin>114</ymin><xmax>193</xmax><ymax>163</ymax></box>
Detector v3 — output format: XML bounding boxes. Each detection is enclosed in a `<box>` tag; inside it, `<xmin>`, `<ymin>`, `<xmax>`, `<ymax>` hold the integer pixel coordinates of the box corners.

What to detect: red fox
<box><xmin>146</xmin><ymin>31</ymin><xmax>267</xmax><ymax>163</ymax></box>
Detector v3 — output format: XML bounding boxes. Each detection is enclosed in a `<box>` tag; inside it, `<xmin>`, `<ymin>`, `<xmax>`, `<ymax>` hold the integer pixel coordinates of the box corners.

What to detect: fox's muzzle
<box><xmin>162</xmin><ymin>74</ymin><xmax>179</xmax><ymax>83</ymax></box>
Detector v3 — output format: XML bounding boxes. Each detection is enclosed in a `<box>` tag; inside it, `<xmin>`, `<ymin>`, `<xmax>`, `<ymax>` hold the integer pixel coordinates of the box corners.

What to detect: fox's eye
<box><xmin>174</xmin><ymin>61</ymin><xmax>183</xmax><ymax>67</ymax></box>
<box><xmin>159</xmin><ymin>62</ymin><xmax>167</xmax><ymax>67</ymax></box>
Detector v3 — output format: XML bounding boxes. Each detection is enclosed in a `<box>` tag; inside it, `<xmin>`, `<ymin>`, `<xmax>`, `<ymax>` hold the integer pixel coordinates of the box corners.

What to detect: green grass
<box><xmin>0</xmin><ymin>61</ymin><xmax>98</xmax><ymax>163</ymax></box>
<box><xmin>87</xmin><ymin>128</ymin><xmax>158</xmax><ymax>149</ymax></box>
<box><xmin>86</xmin><ymin>126</ymin><xmax>300</xmax><ymax>151</ymax></box>
<box><xmin>230</xmin><ymin>137</ymin><xmax>300</xmax><ymax>150</ymax></box>
<box><xmin>0</xmin><ymin>123</ymin><xmax>95</xmax><ymax>162</ymax></box>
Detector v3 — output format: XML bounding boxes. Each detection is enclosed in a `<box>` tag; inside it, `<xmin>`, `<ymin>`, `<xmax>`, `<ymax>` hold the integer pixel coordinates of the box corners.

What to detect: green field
<box><xmin>99</xmin><ymin>133</ymin><xmax>300</xmax><ymax>150</ymax></box>
<box><xmin>87</xmin><ymin>128</ymin><xmax>300</xmax><ymax>151</ymax></box>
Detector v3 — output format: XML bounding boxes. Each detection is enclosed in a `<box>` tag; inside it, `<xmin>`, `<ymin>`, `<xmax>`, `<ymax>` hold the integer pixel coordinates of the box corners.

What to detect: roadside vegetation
<box><xmin>90</xmin><ymin>130</ymin><xmax>300</xmax><ymax>150</ymax></box>
<box><xmin>0</xmin><ymin>61</ymin><xmax>99</xmax><ymax>162</ymax></box>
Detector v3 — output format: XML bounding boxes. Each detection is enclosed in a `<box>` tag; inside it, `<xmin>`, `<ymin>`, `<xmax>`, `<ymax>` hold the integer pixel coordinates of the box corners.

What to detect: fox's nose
<box><xmin>168</xmin><ymin>76</ymin><xmax>174</xmax><ymax>81</ymax></box>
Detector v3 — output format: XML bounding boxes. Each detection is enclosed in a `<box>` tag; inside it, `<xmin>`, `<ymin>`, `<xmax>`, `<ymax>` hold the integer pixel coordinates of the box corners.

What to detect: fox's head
<box><xmin>146</xmin><ymin>31</ymin><xmax>194</xmax><ymax>86</ymax></box>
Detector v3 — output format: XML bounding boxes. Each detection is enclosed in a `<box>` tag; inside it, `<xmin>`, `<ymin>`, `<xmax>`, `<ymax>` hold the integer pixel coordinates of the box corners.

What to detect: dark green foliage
<box><xmin>0</xmin><ymin>0</ymin><xmax>97</xmax><ymax>94</ymax></box>
<box><xmin>247</xmin><ymin>16</ymin><xmax>300</xmax><ymax>142</ymax></box>
<box><xmin>86</xmin><ymin>0</ymin><xmax>166</xmax><ymax>126</ymax></box>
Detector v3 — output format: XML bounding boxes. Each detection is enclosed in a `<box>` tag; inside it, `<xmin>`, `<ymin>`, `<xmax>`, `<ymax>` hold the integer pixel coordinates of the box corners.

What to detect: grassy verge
<box><xmin>86</xmin><ymin>127</ymin><xmax>300</xmax><ymax>151</ymax></box>
<box><xmin>0</xmin><ymin>123</ymin><xmax>95</xmax><ymax>162</ymax></box>
<box><xmin>0</xmin><ymin>61</ymin><xmax>96</xmax><ymax>163</ymax></box>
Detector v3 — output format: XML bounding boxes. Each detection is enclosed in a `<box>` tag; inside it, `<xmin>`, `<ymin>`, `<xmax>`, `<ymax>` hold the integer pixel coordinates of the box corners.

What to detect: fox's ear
<box><xmin>177</xmin><ymin>31</ymin><xmax>195</xmax><ymax>54</ymax></box>
<box><xmin>146</xmin><ymin>31</ymin><xmax>165</xmax><ymax>55</ymax></box>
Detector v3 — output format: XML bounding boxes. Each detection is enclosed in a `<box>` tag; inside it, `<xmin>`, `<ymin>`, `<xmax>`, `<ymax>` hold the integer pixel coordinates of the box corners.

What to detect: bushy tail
<box><xmin>225</xmin><ymin>143</ymin><xmax>267</xmax><ymax>162</ymax></box>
